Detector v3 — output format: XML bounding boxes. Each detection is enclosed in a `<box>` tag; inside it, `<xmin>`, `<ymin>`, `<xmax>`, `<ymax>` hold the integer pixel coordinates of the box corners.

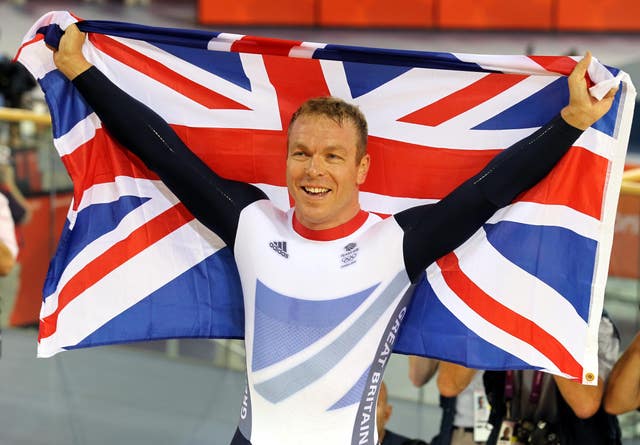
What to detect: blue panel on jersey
<box><xmin>394</xmin><ymin>278</ymin><xmax>532</xmax><ymax>370</ymax></box>
<box><xmin>40</xmin><ymin>70</ymin><xmax>94</xmax><ymax>139</ymax></box>
<box><xmin>42</xmin><ymin>196</ymin><xmax>150</xmax><ymax>299</ymax></box>
<box><xmin>328</xmin><ymin>367</ymin><xmax>370</xmax><ymax>411</ymax></box>
<box><xmin>69</xmin><ymin>247</ymin><xmax>245</xmax><ymax>350</ymax></box>
<box><xmin>251</xmin><ymin>280</ymin><xmax>375</xmax><ymax>371</ymax></box>
<box><xmin>484</xmin><ymin>221</ymin><xmax>595</xmax><ymax>322</ymax></box>
<box><xmin>473</xmin><ymin>78</ymin><xmax>568</xmax><ymax>131</ymax></box>
<box><xmin>152</xmin><ymin>42</ymin><xmax>252</xmax><ymax>91</ymax></box>
<box><xmin>343</xmin><ymin>62</ymin><xmax>412</xmax><ymax>98</ymax></box>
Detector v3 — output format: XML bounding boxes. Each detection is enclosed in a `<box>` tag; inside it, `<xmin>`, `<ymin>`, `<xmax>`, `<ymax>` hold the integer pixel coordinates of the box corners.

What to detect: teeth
<box><xmin>304</xmin><ymin>186</ymin><xmax>329</xmax><ymax>194</ymax></box>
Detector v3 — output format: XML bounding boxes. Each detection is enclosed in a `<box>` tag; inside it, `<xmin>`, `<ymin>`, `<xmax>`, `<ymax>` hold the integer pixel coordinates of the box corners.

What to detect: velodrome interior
<box><xmin>0</xmin><ymin>1</ymin><xmax>639</xmax><ymax>444</ymax></box>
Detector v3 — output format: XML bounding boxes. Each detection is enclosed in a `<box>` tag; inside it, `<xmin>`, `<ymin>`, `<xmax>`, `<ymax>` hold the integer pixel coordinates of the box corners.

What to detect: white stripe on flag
<box><xmin>427</xmin><ymin>261</ymin><xmax>561</xmax><ymax>373</ymax></box>
<box><xmin>289</xmin><ymin>41</ymin><xmax>326</xmax><ymax>59</ymax></box>
<box><xmin>41</xmin><ymin>178</ymin><xmax>186</xmax><ymax>317</ymax></box>
<box><xmin>38</xmin><ymin>218</ymin><xmax>222</xmax><ymax>357</ymax></box>
<box><xmin>487</xmin><ymin>202</ymin><xmax>600</xmax><ymax>241</ymax></box>
<box><xmin>455</xmin><ymin>228</ymin><xmax>587</xmax><ymax>364</ymax></box>
<box><xmin>207</xmin><ymin>33</ymin><xmax>245</xmax><ymax>52</ymax></box>
<box><xmin>87</xmin><ymin>39</ymin><xmax>282</xmax><ymax>130</ymax></box>
<box><xmin>54</xmin><ymin>113</ymin><xmax>102</xmax><ymax>156</ymax></box>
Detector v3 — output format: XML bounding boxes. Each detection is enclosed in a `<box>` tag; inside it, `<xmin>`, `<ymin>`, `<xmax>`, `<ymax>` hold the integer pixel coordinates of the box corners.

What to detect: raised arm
<box><xmin>51</xmin><ymin>24</ymin><xmax>267</xmax><ymax>249</ymax></box>
<box><xmin>396</xmin><ymin>52</ymin><xmax>618</xmax><ymax>282</ymax></box>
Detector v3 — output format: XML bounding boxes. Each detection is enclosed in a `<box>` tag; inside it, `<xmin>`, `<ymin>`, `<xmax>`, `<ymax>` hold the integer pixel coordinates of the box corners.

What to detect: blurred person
<box><xmin>0</xmin><ymin>193</ymin><xmax>17</xmax><ymax>277</ymax></box>
<box><xmin>604</xmin><ymin>331</ymin><xmax>640</xmax><ymax>414</ymax></box>
<box><xmin>0</xmin><ymin>145</ymin><xmax>29</xmax><ymax>327</ymax></box>
<box><xmin>48</xmin><ymin>24</ymin><xmax>617</xmax><ymax>445</ymax></box>
<box><xmin>0</xmin><ymin>179</ymin><xmax>19</xmax><ymax>336</ymax></box>
<box><xmin>480</xmin><ymin>312</ymin><xmax>621</xmax><ymax>445</ymax></box>
<box><xmin>0</xmin><ymin>55</ymin><xmax>36</xmax><ymax>108</ymax></box>
<box><xmin>377</xmin><ymin>381</ymin><xmax>427</xmax><ymax>445</ymax></box>
<box><xmin>409</xmin><ymin>357</ymin><xmax>488</xmax><ymax>445</ymax></box>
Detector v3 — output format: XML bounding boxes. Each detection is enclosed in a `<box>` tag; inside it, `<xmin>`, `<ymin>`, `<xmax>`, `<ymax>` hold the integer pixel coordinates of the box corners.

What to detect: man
<box><xmin>377</xmin><ymin>381</ymin><xmax>427</xmax><ymax>445</ymax></box>
<box><xmin>50</xmin><ymin>23</ymin><xmax>616</xmax><ymax>445</ymax></box>
<box><xmin>605</xmin><ymin>331</ymin><xmax>640</xmax><ymax>414</ymax></box>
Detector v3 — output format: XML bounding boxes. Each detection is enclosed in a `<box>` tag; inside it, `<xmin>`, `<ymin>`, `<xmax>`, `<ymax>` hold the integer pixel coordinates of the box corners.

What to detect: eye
<box><xmin>326</xmin><ymin>153</ymin><xmax>343</xmax><ymax>161</ymax></box>
<box><xmin>290</xmin><ymin>150</ymin><xmax>307</xmax><ymax>158</ymax></box>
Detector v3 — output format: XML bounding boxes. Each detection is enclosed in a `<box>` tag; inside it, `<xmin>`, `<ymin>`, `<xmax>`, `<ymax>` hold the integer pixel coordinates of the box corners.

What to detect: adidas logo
<box><xmin>269</xmin><ymin>241</ymin><xmax>289</xmax><ymax>258</ymax></box>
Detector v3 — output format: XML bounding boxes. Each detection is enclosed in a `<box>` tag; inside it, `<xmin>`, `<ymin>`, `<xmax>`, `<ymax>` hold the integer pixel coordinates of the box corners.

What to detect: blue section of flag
<box><xmin>78</xmin><ymin>20</ymin><xmax>218</xmax><ymax>50</ymax></box>
<box><xmin>484</xmin><ymin>221</ymin><xmax>596</xmax><ymax>322</ymax></box>
<box><xmin>328</xmin><ymin>367</ymin><xmax>370</xmax><ymax>411</ymax></box>
<box><xmin>153</xmin><ymin>42</ymin><xmax>252</xmax><ymax>91</ymax></box>
<box><xmin>252</xmin><ymin>281</ymin><xmax>374</xmax><ymax>371</ymax></box>
<box><xmin>69</xmin><ymin>248</ymin><xmax>244</xmax><ymax>350</ymax></box>
<box><xmin>42</xmin><ymin>196</ymin><xmax>150</xmax><ymax>299</ymax></box>
<box><xmin>474</xmin><ymin>78</ymin><xmax>568</xmax><ymax>130</ymax></box>
<box><xmin>343</xmin><ymin>62</ymin><xmax>412</xmax><ymax>98</ymax></box>
<box><xmin>592</xmin><ymin>88</ymin><xmax>622</xmax><ymax>136</ymax></box>
<box><xmin>317</xmin><ymin>45</ymin><xmax>495</xmax><ymax>72</ymax></box>
<box><xmin>39</xmin><ymin>69</ymin><xmax>94</xmax><ymax>139</ymax></box>
<box><xmin>395</xmin><ymin>279</ymin><xmax>532</xmax><ymax>370</ymax></box>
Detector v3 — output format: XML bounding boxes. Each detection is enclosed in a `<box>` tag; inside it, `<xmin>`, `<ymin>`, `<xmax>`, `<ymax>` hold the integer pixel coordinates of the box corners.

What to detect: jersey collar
<box><xmin>292</xmin><ymin>210</ymin><xmax>369</xmax><ymax>241</ymax></box>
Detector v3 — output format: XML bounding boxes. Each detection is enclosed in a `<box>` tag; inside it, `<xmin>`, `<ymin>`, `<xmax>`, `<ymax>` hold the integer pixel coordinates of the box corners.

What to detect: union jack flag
<box><xmin>16</xmin><ymin>11</ymin><xmax>635</xmax><ymax>383</ymax></box>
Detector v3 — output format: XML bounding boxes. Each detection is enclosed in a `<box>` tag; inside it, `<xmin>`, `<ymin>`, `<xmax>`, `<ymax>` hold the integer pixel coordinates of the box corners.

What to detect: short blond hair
<box><xmin>288</xmin><ymin>97</ymin><xmax>368</xmax><ymax>162</ymax></box>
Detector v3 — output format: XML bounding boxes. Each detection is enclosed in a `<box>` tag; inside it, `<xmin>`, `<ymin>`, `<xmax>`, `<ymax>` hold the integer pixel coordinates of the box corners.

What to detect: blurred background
<box><xmin>0</xmin><ymin>1</ymin><xmax>639</xmax><ymax>444</ymax></box>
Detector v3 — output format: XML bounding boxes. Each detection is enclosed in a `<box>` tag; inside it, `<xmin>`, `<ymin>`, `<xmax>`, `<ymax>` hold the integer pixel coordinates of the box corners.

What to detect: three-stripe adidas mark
<box><xmin>269</xmin><ymin>241</ymin><xmax>288</xmax><ymax>258</ymax></box>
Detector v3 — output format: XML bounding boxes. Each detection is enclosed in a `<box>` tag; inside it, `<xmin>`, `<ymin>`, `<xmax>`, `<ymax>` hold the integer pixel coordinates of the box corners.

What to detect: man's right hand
<box><xmin>49</xmin><ymin>23</ymin><xmax>92</xmax><ymax>80</ymax></box>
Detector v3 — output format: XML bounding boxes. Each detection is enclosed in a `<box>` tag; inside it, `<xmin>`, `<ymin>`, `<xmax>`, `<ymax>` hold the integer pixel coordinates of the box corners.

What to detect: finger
<box><xmin>603</xmin><ymin>87</ymin><xmax>619</xmax><ymax>100</ymax></box>
<box><xmin>568</xmin><ymin>51</ymin><xmax>591</xmax><ymax>83</ymax></box>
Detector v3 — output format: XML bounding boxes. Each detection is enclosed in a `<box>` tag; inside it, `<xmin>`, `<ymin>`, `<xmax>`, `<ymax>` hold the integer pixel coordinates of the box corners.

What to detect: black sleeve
<box><xmin>395</xmin><ymin>115</ymin><xmax>583</xmax><ymax>282</ymax></box>
<box><xmin>72</xmin><ymin>67</ymin><xmax>267</xmax><ymax>250</ymax></box>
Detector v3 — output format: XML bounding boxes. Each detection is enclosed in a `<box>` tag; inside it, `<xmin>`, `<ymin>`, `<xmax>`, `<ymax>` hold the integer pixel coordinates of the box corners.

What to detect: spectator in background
<box><xmin>0</xmin><ymin>145</ymin><xmax>28</xmax><ymax>327</ymax></box>
<box><xmin>480</xmin><ymin>312</ymin><xmax>621</xmax><ymax>445</ymax></box>
<box><xmin>605</xmin><ymin>331</ymin><xmax>640</xmax><ymax>414</ymax></box>
<box><xmin>409</xmin><ymin>357</ymin><xmax>488</xmax><ymax>445</ymax></box>
<box><xmin>377</xmin><ymin>381</ymin><xmax>428</xmax><ymax>445</ymax></box>
<box><xmin>0</xmin><ymin>192</ymin><xmax>17</xmax><ymax>276</ymax></box>
<box><xmin>0</xmin><ymin>182</ymin><xmax>18</xmax><ymax>335</ymax></box>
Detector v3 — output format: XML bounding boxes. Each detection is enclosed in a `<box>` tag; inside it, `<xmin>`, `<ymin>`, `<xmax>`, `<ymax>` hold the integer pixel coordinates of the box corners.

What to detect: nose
<box><xmin>305</xmin><ymin>155</ymin><xmax>324</xmax><ymax>176</ymax></box>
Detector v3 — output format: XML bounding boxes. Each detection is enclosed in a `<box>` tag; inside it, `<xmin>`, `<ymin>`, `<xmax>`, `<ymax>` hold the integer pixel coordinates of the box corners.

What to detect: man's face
<box><xmin>286</xmin><ymin>114</ymin><xmax>370</xmax><ymax>231</ymax></box>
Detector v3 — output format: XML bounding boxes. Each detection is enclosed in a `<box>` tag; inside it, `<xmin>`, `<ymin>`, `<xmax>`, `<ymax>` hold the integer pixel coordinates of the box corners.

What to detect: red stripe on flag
<box><xmin>63</xmin><ymin>128</ymin><xmax>607</xmax><ymax>220</ymax></box>
<box><xmin>399</xmin><ymin>73</ymin><xmax>528</xmax><ymax>127</ymax></box>
<box><xmin>436</xmin><ymin>253</ymin><xmax>583</xmax><ymax>379</ymax></box>
<box><xmin>528</xmin><ymin>55</ymin><xmax>577</xmax><ymax>77</ymax></box>
<box><xmin>89</xmin><ymin>33</ymin><xmax>250</xmax><ymax>110</ymax></box>
<box><xmin>231</xmin><ymin>35</ymin><xmax>303</xmax><ymax>56</ymax></box>
<box><xmin>516</xmin><ymin>146</ymin><xmax>608</xmax><ymax>220</ymax></box>
<box><xmin>38</xmin><ymin>202</ymin><xmax>194</xmax><ymax>341</ymax></box>
<box><xmin>529</xmin><ymin>56</ymin><xmax>594</xmax><ymax>87</ymax></box>
<box><xmin>13</xmin><ymin>33</ymin><xmax>44</xmax><ymax>63</ymax></box>
<box><xmin>61</xmin><ymin>129</ymin><xmax>160</xmax><ymax>210</ymax></box>
<box><xmin>364</xmin><ymin>136</ymin><xmax>499</xmax><ymax>198</ymax></box>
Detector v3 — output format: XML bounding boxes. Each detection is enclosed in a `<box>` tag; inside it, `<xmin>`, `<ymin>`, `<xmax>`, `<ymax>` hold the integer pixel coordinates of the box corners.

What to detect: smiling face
<box><xmin>286</xmin><ymin>113</ymin><xmax>370</xmax><ymax>231</ymax></box>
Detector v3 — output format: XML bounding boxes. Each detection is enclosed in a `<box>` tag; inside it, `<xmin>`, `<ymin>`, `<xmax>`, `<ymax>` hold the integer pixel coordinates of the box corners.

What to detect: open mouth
<box><xmin>302</xmin><ymin>186</ymin><xmax>331</xmax><ymax>196</ymax></box>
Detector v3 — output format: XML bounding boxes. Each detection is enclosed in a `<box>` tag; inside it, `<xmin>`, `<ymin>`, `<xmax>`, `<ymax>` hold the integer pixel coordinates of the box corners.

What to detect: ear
<box><xmin>356</xmin><ymin>153</ymin><xmax>370</xmax><ymax>185</ymax></box>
